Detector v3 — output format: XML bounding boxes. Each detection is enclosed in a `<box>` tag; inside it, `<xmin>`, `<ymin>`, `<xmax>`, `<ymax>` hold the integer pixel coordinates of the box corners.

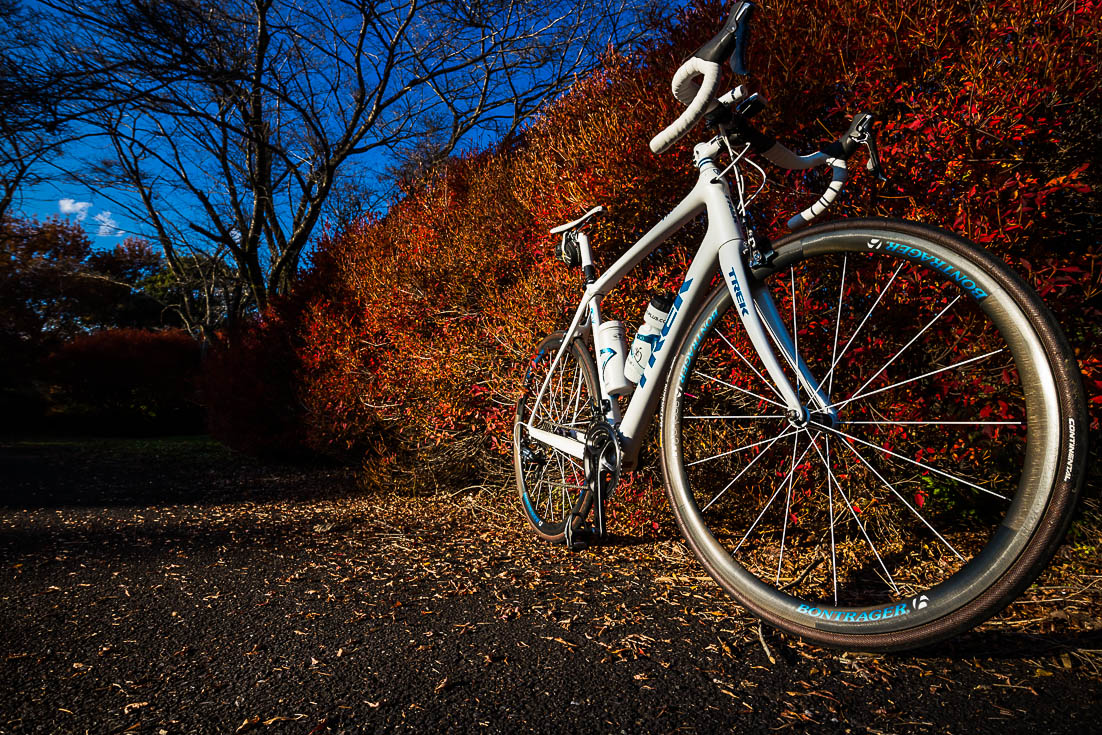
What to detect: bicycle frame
<box><xmin>526</xmin><ymin>139</ymin><xmax>835</xmax><ymax>471</ymax></box>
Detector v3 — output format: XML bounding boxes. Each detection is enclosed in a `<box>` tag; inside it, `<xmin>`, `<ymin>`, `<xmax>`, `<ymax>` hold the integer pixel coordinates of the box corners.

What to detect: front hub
<box><xmin>786</xmin><ymin>406</ymin><xmax>810</xmax><ymax>428</ymax></box>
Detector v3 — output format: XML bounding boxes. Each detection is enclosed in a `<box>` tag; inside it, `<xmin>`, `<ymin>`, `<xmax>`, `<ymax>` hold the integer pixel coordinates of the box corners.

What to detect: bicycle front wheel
<box><xmin>661</xmin><ymin>219</ymin><xmax>1086</xmax><ymax>650</ymax></box>
<box><xmin>515</xmin><ymin>331</ymin><xmax>598</xmax><ymax>543</ymax></box>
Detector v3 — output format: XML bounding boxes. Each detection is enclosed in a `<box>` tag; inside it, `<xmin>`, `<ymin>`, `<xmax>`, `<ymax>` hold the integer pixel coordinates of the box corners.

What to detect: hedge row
<box><xmin>205</xmin><ymin>0</ymin><xmax>1101</xmax><ymax>524</ymax></box>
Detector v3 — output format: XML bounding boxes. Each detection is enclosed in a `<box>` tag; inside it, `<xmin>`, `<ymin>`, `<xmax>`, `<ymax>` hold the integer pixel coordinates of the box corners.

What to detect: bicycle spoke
<box><xmin>553</xmin><ymin>451</ymin><xmax>568</xmax><ymax>517</ymax></box>
<box><xmin>826</xmin><ymin>435</ymin><xmax>838</xmax><ymax>604</ymax></box>
<box><xmin>733</xmin><ymin>431</ymin><xmax>821</xmax><ymax>554</ymax></box>
<box><xmin>548</xmin><ymin>354</ymin><xmax>568</xmax><ymax>418</ymax></box>
<box><xmin>569</xmin><ymin>363</ymin><xmax>585</xmax><ymax>424</ymax></box>
<box><xmin>684</xmin><ymin>414</ymin><xmax>785</xmax><ymax>420</ymax></box>
<box><xmin>560</xmin><ymin>461</ymin><xmax>569</xmax><ymax>516</ymax></box>
<box><xmin>687</xmin><ymin>426</ymin><xmax>802</xmax><ymax>468</ymax></box>
<box><xmin>847</xmin><ymin>295</ymin><xmax>961</xmax><ymax>403</ymax></box>
<box><xmin>555</xmin><ymin>451</ymin><xmax>573</xmax><ymax>520</ymax></box>
<box><xmin>540</xmin><ymin>480</ymin><xmax>587</xmax><ymax>491</ymax></box>
<box><xmin>717</xmin><ymin>329</ymin><xmax>785</xmax><ymax>401</ymax></box>
<box><xmin>698</xmin><ymin>371</ymin><xmax>788</xmax><ymax>410</ymax></box>
<box><xmin>557</xmin><ymin>360</ymin><xmax>575</xmax><ymax>421</ymax></box>
<box><xmin>548</xmin><ymin>358</ymin><xmax>564</xmax><ymax>421</ymax></box>
<box><xmin>555</xmin><ymin>365</ymin><xmax>570</xmax><ymax>426</ymax></box>
<box><xmin>546</xmin><ymin>364</ymin><xmax>559</xmax><ymax>421</ymax></box>
<box><xmin>814</xmin><ymin>422</ymin><xmax>1009</xmax><ymax>501</ymax></box>
<box><xmin>563</xmin><ymin>456</ymin><xmax>580</xmax><ymax>512</ymax></box>
<box><xmin>530</xmin><ymin>460</ymin><xmax>549</xmax><ymax>510</ymax></box>
<box><xmin>841</xmin><ymin>420</ymin><xmax>1021</xmax><ymax>426</ymax></box>
<box><xmin>550</xmin><ymin>420</ymin><xmax>588</xmax><ymax>431</ymax></box>
<box><xmin>775</xmin><ymin>432</ymin><xmax>801</xmax><ymax>585</ymax></box>
<box><xmin>701</xmin><ymin>427</ymin><xmax>791</xmax><ymax>512</ymax></box>
<box><xmin>839</xmin><ymin>439</ymin><xmax>966</xmax><ymax>561</ymax></box>
<box><xmin>534</xmin><ymin>363</ymin><xmax>560</xmax><ymax>425</ymax></box>
<box><xmin>826</xmin><ymin>255</ymin><xmax>847</xmax><ymax>400</ymax></box>
<box><xmin>829</xmin><ymin>348</ymin><xmax>1004</xmax><ymax>411</ymax></box>
<box><xmin>816</xmin><ymin>261</ymin><xmax>905</xmax><ymax>394</ymax></box>
<box><xmin>808</xmin><ymin>434</ymin><xmax>900</xmax><ymax>596</ymax></box>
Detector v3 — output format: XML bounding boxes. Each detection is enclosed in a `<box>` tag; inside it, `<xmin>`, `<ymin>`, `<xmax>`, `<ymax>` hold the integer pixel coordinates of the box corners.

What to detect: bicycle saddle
<box><xmin>549</xmin><ymin>205</ymin><xmax>604</xmax><ymax>234</ymax></box>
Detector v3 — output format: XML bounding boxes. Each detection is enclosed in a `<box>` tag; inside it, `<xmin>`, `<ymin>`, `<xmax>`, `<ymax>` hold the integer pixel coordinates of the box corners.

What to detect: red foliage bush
<box><xmin>207</xmin><ymin>0</ymin><xmax>1101</xmax><ymax>523</ymax></box>
<box><xmin>199</xmin><ymin>315</ymin><xmax>309</xmax><ymax>457</ymax></box>
<box><xmin>45</xmin><ymin>328</ymin><xmax>203</xmax><ymax>435</ymax></box>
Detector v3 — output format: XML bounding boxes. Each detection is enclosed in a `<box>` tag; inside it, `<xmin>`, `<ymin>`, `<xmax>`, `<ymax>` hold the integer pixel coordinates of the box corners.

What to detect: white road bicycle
<box><xmin>512</xmin><ymin>1</ymin><xmax>1087</xmax><ymax>651</ymax></box>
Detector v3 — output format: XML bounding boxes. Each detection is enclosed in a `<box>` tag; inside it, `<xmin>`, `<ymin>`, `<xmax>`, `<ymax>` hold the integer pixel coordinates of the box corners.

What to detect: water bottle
<box><xmin>595</xmin><ymin>320</ymin><xmax>632</xmax><ymax>396</ymax></box>
<box><xmin>624</xmin><ymin>294</ymin><xmax>674</xmax><ymax>384</ymax></box>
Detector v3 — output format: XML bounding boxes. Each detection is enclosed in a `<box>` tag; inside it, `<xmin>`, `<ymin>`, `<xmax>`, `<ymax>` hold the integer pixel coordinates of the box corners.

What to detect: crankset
<box><xmin>563</xmin><ymin>418</ymin><xmax>622</xmax><ymax>551</ymax></box>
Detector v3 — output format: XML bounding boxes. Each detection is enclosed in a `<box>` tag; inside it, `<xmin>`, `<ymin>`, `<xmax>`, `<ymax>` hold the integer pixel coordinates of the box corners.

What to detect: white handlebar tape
<box><xmin>787</xmin><ymin>159</ymin><xmax>848</xmax><ymax>230</ymax></box>
<box><xmin>649</xmin><ymin>58</ymin><xmax>722</xmax><ymax>155</ymax></box>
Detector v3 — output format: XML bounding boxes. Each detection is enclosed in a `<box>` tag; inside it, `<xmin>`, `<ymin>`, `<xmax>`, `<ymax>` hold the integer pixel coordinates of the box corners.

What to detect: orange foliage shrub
<box><xmin>209</xmin><ymin>0</ymin><xmax>1101</xmax><ymax>525</ymax></box>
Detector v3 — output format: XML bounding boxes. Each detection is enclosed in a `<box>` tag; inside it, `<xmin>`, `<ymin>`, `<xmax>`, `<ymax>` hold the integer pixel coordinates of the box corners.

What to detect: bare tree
<box><xmin>43</xmin><ymin>0</ymin><xmax>650</xmax><ymax>335</ymax></box>
<box><xmin>0</xmin><ymin>0</ymin><xmax>71</xmax><ymax>219</ymax></box>
<box><xmin>0</xmin><ymin>0</ymin><xmax>138</xmax><ymax>219</ymax></box>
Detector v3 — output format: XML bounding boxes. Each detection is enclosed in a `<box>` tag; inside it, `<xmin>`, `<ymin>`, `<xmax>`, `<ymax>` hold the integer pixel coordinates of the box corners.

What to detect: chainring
<box><xmin>583</xmin><ymin>420</ymin><xmax>622</xmax><ymax>502</ymax></box>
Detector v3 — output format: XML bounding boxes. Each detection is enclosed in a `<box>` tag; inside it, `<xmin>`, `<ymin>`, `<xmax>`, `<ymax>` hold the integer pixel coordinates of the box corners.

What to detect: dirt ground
<box><xmin>1</xmin><ymin>438</ymin><xmax>1100</xmax><ymax>734</ymax></box>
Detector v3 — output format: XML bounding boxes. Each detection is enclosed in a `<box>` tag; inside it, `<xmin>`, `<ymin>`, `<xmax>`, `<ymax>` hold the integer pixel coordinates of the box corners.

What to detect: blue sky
<box><xmin>9</xmin><ymin>0</ymin><xmax>694</xmax><ymax>252</ymax></box>
<box><xmin>13</xmin><ymin>142</ymin><xmax>392</xmax><ymax>251</ymax></box>
<box><xmin>18</xmin><ymin>171</ymin><xmax>133</xmax><ymax>248</ymax></box>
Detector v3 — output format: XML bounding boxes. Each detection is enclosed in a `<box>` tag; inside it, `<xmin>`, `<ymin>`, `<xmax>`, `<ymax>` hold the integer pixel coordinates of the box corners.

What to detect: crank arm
<box><xmin>525</xmin><ymin>426</ymin><xmax>585</xmax><ymax>460</ymax></box>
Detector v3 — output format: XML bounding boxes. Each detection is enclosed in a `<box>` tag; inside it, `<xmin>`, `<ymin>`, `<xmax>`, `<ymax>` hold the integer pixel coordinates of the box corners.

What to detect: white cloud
<box><xmin>93</xmin><ymin>211</ymin><xmax>123</xmax><ymax>238</ymax></box>
<box><xmin>58</xmin><ymin>198</ymin><xmax>92</xmax><ymax>221</ymax></box>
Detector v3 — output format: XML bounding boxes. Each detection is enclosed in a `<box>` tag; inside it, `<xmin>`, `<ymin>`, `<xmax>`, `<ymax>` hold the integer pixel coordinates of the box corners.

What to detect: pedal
<box><xmin>562</xmin><ymin>520</ymin><xmax>591</xmax><ymax>551</ymax></box>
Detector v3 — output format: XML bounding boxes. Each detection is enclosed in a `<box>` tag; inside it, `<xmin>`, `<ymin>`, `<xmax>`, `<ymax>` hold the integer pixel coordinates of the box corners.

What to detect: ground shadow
<box><xmin>0</xmin><ymin>438</ymin><xmax>359</xmax><ymax>509</ymax></box>
<box><xmin>910</xmin><ymin>627</ymin><xmax>1102</xmax><ymax>661</ymax></box>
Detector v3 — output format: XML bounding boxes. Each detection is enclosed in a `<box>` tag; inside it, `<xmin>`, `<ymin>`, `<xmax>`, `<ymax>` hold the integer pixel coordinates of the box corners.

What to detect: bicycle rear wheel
<box><xmin>515</xmin><ymin>331</ymin><xmax>598</xmax><ymax>542</ymax></box>
<box><xmin>661</xmin><ymin>219</ymin><xmax>1086</xmax><ymax>651</ymax></box>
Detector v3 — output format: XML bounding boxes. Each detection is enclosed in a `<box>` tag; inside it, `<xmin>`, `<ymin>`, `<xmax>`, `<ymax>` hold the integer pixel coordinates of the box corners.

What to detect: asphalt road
<box><xmin>1</xmin><ymin>439</ymin><xmax>1100</xmax><ymax>734</ymax></box>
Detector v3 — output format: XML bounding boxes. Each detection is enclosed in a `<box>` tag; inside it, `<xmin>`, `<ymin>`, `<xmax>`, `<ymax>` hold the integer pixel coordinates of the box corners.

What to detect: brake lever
<box><xmin>830</xmin><ymin>112</ymin><xmax>887</xmax><ymax>183</ymax></box>
<box><xmin>730</xmin><ymin>2</ymin><xmax>755</xmax><ymax>76</ymax></box>
<box><xmin>735</xmin><ymin>92</ymin><xmax>767</xmax><ymax>119</ymax></box>
<box><xmin>863</xmin><ymin>130</ymin><xmax>886</xmax><ymax>182</ymax></box>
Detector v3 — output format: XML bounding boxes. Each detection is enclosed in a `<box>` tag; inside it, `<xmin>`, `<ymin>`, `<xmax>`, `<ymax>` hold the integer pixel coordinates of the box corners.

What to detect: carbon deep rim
<box><xmin>661</xmin><ymin>219</ymin><xmax>1084</xmax><ymax>649</ymax></box>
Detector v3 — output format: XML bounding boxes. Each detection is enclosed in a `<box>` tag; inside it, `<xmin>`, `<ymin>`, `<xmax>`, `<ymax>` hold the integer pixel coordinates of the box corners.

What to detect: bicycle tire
<box><xmin>515</xmin><ymin>331</ymin><xmax>599</xmax><ymax>542</ymax></box>
<box><xmin>660</xmin><ymin>218</ymin><xmax>1087</xmax><ymax>651</ymax></box>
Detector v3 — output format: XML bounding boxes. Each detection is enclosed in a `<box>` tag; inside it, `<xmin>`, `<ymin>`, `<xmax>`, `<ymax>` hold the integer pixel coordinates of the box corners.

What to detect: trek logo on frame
<box><xmin>727</xmin><ymin>267</ymin><xmax>750</xmax><ymax>316</ymax></box>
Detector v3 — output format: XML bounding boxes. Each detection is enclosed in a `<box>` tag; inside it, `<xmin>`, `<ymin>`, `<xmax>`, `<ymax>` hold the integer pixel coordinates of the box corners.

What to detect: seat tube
<box><xmin>717</xmin><ymin>239</ymin><xmax>804</xmax><ymax>418</ymax></box>
<box><xmin>576</xmin><ymin>230</ymin><xmax>622</xmax><ymax>425</ymax></box>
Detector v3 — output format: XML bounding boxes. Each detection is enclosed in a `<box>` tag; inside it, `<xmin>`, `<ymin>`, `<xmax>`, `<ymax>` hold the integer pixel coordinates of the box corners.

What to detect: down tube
<box><xmin>616</xmin><ymin>176</ymin><xmax>743</xmax><ymax>469</ymax></box>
